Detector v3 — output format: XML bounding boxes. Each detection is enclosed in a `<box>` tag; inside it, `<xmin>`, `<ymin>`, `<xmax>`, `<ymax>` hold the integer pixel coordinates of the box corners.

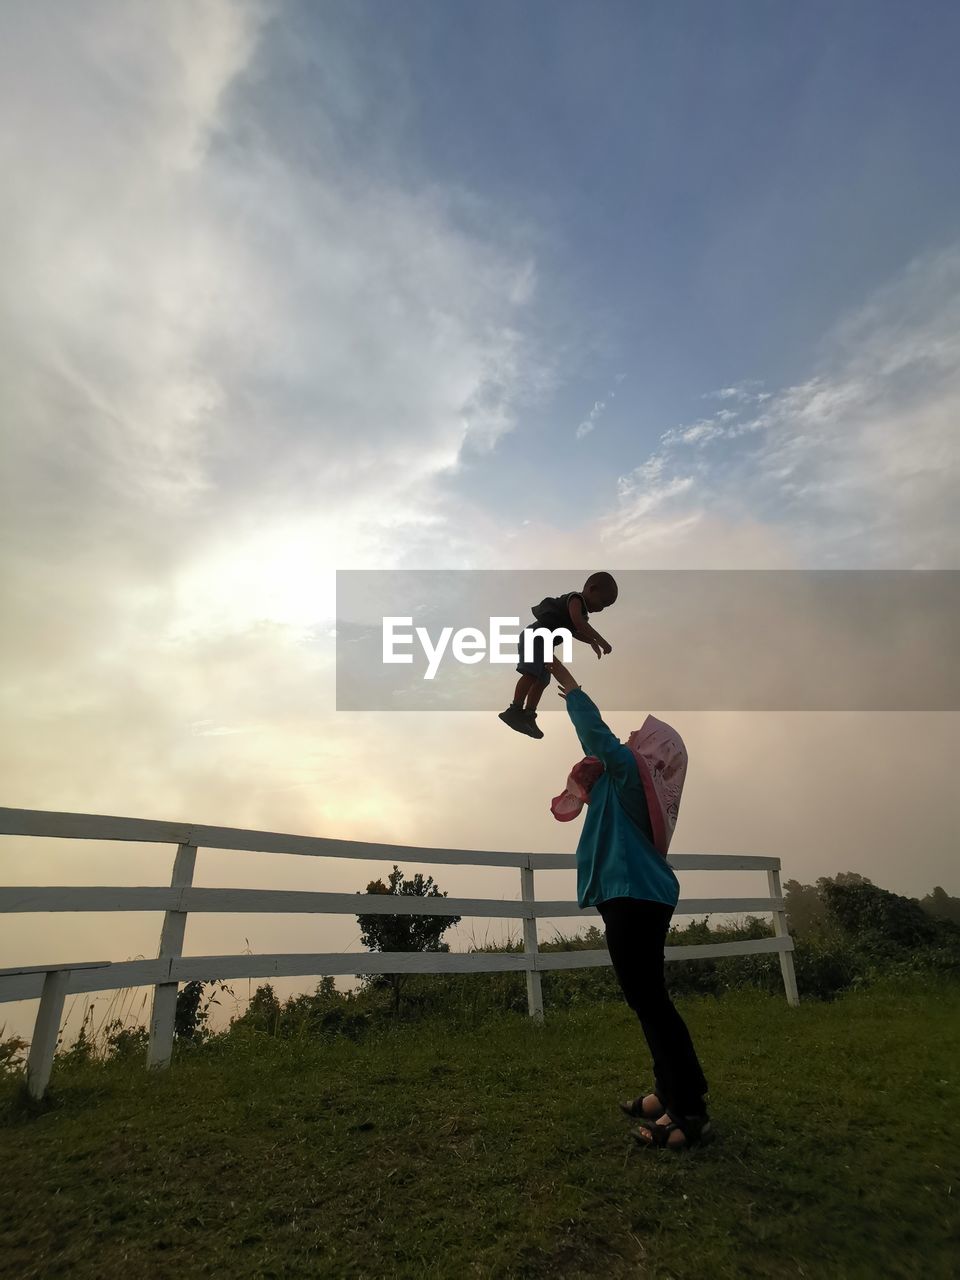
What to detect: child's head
<box><xmin>582</xmin><ymin>571</ymin><xmax>618</xmax><ymax>612</ymax></box>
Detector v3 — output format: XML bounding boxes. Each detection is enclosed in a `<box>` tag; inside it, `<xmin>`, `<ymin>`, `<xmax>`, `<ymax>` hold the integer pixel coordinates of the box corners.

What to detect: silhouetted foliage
<box><xmin>821</xmin><ymin>880</ymin><xmax>938</xmax><ymax>947</ymax></box>
<box><xmin>815</xmin><ymin>879</ymin><xmax>960</xmax><ymax>980</ymax></box>
<box><xmin>819</xmin><ymin>872</ymin><xmax>874</xmax><ymax>889</ymax></box>
<box><xmin>175</xmin><ymin>980</ymin><xmax>231</xmax><ymax>1042</ymax></box>
<box><xmin>919</xmin><ymin>886</ymin><xmax>960</xmax><ymax>927</ymax></box>
<box><xmin>231</xmin><ymin>982</ymin><xmax>282</xmax><ymax>1035</ymax></box>
<box><xmin>0</xmin><ymin>1034</ymin><xmax>27</xmax><ymax>1078</ymax></box>
<box><xmin>785</xmin><ymin>873</ymin><xmax>879</xmax><ymax>939</ymax></box>
<box><xmin>105</xmin><ymin>1020</ymin><xmax>149</xmax><ymax>1060</ymax></box>
<box><xmin>356</xmin><ymin>865</ymin><xmax>461</xmax><ymax>1014</ymax></box>
<box><xmin>57</xmin><ymin>1023</ymin><xmax>95</xmax><ymax>1067</ymax></box>
<box><xmin>56</xmin><ymin>1003</ymin><xmax>97</xmax><ymax>1067</ymax></box>
<box><xmin>783</xmin><ymin>878</ymin><xmax>827</xmax><ymax>936</ymax></box>
<box><xmin>230</xmin><ymin>978</ymin><xmax>372</xmax><ymax>1041</ymax></box>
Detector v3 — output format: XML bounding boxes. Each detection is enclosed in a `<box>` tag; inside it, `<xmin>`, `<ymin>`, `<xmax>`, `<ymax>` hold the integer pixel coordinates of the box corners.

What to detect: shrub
<box><xmin>229</xmin><ymin>979</ymin><xmax>375</xmax><ymax>1044</ymax></box>
<box><xmin>790</xmin><ymin>936</ymin><xmax>858</xmax><ymax>1000</ymax></box>
<box><xmin>104</xmin><ymin>1021</ymin><xmax>150</xmax><ymax>1061</ymax></box>
<box><xmin>0</xmin><ymin>1033</ymin><xmax>27</xmax><ymax>1079</ymax></box>
<box><xmin>821</xmin><ymin>881</ymin><xmax>940</xmax><ymax>948</ymax></box>
<box><xmin>56</xmin><ymin>1005</ymin><xmax>97</xmax><ymax>1068</ymax></box>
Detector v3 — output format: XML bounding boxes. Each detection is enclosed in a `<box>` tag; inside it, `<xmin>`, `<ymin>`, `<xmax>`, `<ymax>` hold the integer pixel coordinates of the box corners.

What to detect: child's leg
<box><xmin>500</xmin><ymin>675</ymin><xmax>537</xmax><ymax>733</ymax></box>
<box><xmin>524</xmin><ymin>679</ymin><xmax>548</xmax><ymax>710</ymax></box>
<box><xmin>512</xmin><ymin>674</ymin><xmax>536</xmax><ymax>705</ymax></box>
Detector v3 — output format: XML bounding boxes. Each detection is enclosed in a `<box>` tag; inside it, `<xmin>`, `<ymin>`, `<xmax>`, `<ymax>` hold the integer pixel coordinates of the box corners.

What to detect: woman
<box><xmin>550</xmin><ymin>656</ymin><xmax>713</xmax><ymax>1150</ymax></box>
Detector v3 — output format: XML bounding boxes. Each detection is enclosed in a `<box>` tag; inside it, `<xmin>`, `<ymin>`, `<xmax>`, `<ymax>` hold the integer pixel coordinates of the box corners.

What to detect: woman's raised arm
<box><xmin>551</xmin><ymin>658</ymin><xmax>625</xmax><ymax>767</ymax></box>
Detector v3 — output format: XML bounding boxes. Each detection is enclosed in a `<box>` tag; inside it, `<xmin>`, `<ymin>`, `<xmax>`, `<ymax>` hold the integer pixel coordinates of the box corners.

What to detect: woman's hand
<box><xmin>550</xmin><ymin>657</ymin><xmax>581</xmax><ymax>697</ymax></box>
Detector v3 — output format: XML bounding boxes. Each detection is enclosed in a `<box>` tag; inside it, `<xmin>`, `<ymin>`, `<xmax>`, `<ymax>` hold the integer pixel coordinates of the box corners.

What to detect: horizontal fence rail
<box><xmin>0</xmin><ymin>888</ymin><xmax>784</xmax><ymax>917</ymax></box>
<box><xmin>0</xmin><ymin>937</ymin><xmax>797</xmax><ymax>1004</ymax></box>
<box><xmin>0</xmin><ymin>807</ymin><xmax>782</xmax><ymax>871</ymax></box>
<box><xmin>0</xmin><ymin>806</ymin><xmax>799</xmax><ymax>1095</ymax></box>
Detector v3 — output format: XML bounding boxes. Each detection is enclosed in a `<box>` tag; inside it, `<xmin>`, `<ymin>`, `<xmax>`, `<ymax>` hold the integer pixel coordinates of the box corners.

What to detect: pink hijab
<box><xmin>550</xmin><ymin>714</ymin><xmax>688</xmax><ymax>857</ymax></box>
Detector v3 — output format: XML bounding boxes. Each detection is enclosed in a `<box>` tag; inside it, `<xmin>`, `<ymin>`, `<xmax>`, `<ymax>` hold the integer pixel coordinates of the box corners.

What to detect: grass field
<box><xmin>2</xmin><ymin>978</ymin><xmax>958</xmax><ymax>1279</ymax></box>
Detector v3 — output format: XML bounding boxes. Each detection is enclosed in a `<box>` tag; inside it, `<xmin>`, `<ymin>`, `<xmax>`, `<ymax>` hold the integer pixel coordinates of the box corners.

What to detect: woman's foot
<box><xmin>633</xmin><ymin>1109</ymin><xmax>713</xmax><ymax>1151</ymax></box>
<box><xmin>619</xmin><ymin>1092</ymin><xmax>666</xmax><ymax>1121</ymax></box>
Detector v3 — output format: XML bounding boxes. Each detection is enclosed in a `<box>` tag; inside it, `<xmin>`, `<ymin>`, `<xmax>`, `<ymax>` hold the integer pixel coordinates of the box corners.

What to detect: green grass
<box><xmin>2</xmin><ymin>979</ymin><xmax>958</xmax><ymax>1279</ymax></box>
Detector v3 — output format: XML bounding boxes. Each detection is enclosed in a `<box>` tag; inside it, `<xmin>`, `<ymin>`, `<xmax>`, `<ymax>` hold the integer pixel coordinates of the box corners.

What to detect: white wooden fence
<box><xmin>0</xmin><ymin>806</ymin><xmax>798</xmax><ymax>1098</ymax></box>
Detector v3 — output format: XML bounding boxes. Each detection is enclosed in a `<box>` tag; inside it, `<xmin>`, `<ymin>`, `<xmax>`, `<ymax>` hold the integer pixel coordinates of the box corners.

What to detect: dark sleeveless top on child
<box><xmin>515</xmin><ymin>592</ymin><xmax>589</xmax><ymax>685</ymax></box>
<box><xmin>530</xmin><ymin>592</ymin><xmax>589</xmax><ymax>633</ymax></box>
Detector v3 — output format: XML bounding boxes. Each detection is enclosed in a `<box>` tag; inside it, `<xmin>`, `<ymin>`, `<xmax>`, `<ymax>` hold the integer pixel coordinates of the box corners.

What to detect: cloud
<box><xmin>0</xmin><ymin>0</ymin><xmax>543</xmax><ymax>579</ymax></box>
<box><xmin>659</xmin><ymin>419</ymin><xmax>726</xmax><ymax>448</ymax></box>
<box><xmin>0</xmin><ymin>1</ymin><xmax>549</xmax><ymax>839</ymax></box>
<box><xmin>575</xmin><ymin>374</ymin><xmax>626</xmax><ymax>439</ymax></box>
<box><xmin>604</xmin><ymin>246</ymin><xmax>960</xmax><ymax>567</ymax></box>
<box><xmin>576</xmin><ymin>399</ymin><xmax>606</xmax><ymax>439</ymax></box>
<box><xmin>700</xmin><ymin>381</ymin><xmax>771</xmax><ymax>406</ymax></box>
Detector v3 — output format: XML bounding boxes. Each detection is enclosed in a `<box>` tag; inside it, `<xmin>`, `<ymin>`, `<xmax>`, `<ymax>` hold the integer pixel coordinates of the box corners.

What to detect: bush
<box><xmin>821</xmin><ymin>881</ymin><xmax>940</xmax><ymax>948</ymax></box>
<box><xmin>529</xmin><ymin>926</ymin><xmax>616</xmax><ymax>1009</ymax></box>
<box><xmin>175</xmin><ymin>980</ymin><xmax>232</xmax><ymax>1044</ymax></box>
<box><xmin>790</xmin><ymin>936</ymin><xmax>858</xmax><ymax>1000</ymax></box>
<box><xmin>56</xmin><ymin>1007</ymin><xmax>97</xmax><ymax>1069</ymax></box>
<box><xmin>232</xmin><ymin>982</ymin><xmax>283</xmax><ymax>1035</ymax></box>
<box><xmin>818</xmin><ymin>881</ymin><xmax>960</xmax><ymax>984</ymax></box>
<box><xmin>229</xmin><ymin>979</ymin><xmax>375</xmax><ymax>1044</ymax></box>
<box><xmin>0</xmin><ymin>1034</ymin><xmax>27</xmax><ymax>1079</ymax></box>
<box><xmin>104</xmin><ymin>1021</ymin><xmax>150</xmax><ymax>1061</ymax></box>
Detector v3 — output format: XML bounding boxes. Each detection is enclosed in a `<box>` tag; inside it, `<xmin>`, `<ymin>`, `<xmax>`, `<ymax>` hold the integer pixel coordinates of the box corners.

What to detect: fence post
<box><xmin>768</xmin><ymin>866</ymin><xmax>799</xmax><ymax>1006</ymax></box>
<box><xmin>26</xmin><ymin>968</ymin><xmax>69</xmax><ymax>1100</ymax></box>
<box><xmin>520</xmin><ymin>863</ymin><xmax>544</xmax><ymax>1020</ymax></box>
<box><xmin>147</xmin><ymin>842</ymin><xmax>197</xmax><ymax>1069</ymax></box>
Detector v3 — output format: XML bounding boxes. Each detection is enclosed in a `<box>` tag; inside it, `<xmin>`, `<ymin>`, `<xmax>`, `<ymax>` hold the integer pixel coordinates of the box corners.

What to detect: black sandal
<box><xmin>632</xmin><ymin>1108</ymin><xmax>714</xmax><ymax>1151</ymax></box>
<box><xmin>619</xmin><ymin>1090</ymin><xmax>666</xmax><ymax>1121</ymax></box>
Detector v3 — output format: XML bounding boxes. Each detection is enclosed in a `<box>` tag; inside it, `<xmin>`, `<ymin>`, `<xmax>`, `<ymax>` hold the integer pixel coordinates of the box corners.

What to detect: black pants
<box><xmin>597</xmin><ymin>896</ymin><xmax>709</xmax><ymax>1116</ymax></box>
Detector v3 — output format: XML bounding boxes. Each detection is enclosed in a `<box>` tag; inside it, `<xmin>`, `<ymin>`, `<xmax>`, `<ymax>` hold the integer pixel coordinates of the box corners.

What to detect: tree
<box><xmin>817</xmin><ymin>871</ymin><xmax>873</xmax><ymax>890</ymax></box>
<box><xmin>780</xmin><ymin>873</ymin><xmax>875</xmax><ymax>937</ymax></box>
<box><xmin>819</xmin><ymin>879</ymin><xmax>938</xmax><ymax>948</ymax></box>
<box><xmin>783</xmin><ymin>879</ymin><xmax>826</xmax><ymax>936</ymax></box>
<box><xmin>356</xmin><ymin>865</ymin><xmax>461</xmax><ymax>1014</ymax></box>
<box><xmin>232</xmin><ymin>982</ymin><xmax>282</xmax><ymax>1035</ymax></box>
<box><xmin>919</xmin><ymin>886</ymin><xmax>960</xmax><ymax>926</ymax></box>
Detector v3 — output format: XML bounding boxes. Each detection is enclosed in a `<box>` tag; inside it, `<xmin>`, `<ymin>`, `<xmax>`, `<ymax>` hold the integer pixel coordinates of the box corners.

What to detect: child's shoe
<box><xmin>520</xmin><ymin>710</ymin><xmax>544</xmax><ymax>739</ymax></box>
<box><xmin>498</xmin><ymin>704</ymin><xmax>527</xmax><ymax>734</ymax></box>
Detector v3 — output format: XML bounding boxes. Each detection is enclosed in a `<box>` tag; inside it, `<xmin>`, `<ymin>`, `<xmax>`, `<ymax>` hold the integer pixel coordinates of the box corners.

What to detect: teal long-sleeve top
<box><xmin>564</xmin><ymin>687</ymin><xmax>680</xmax><ymax>911</ymax></box>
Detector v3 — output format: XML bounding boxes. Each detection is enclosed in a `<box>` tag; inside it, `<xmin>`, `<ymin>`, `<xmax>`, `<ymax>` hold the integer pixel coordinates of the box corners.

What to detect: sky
<box><xmin>1</xmin><ymin>0</ymin><xmax>958</xmax><ymax>1039</ymax></box>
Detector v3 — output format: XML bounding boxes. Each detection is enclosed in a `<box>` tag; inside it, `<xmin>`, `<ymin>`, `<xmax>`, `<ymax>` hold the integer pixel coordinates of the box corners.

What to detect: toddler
<box><xmin>498</xmin><ymin>571</ymin><xmax>618</xmax><ymax>738</ymax></box>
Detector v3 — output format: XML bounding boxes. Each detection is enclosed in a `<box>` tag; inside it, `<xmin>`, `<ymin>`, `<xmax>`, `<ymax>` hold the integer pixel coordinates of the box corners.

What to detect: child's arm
<box><xmin>567</xmin><ymin>596</ymin><xmax>612</xmax><ymax>656</ymax></box>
